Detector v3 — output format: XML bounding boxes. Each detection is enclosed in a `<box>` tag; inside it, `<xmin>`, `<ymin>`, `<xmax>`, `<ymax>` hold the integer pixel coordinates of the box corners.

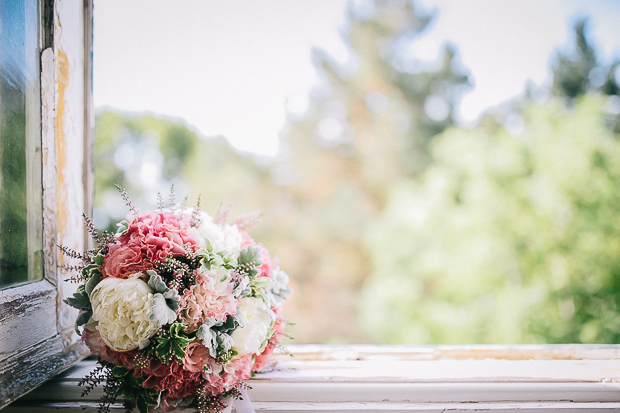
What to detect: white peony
<box><xmin>90</xmin><ymin>274</ymin><xmax>159</xmax><ymax>352</ymax></box>
<box><xmin>191</xmin><ymin>211</ymin><xmax>242</xmax><ymax>258</ymax></box>
<box><xmin>231</xmin><ymin>297</ymin><xmax>275</xmax><ymax>356</ymax></box>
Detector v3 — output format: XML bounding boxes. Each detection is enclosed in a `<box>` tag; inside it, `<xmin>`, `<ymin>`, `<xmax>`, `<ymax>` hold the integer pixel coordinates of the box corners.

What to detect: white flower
<box><xmin>231</xmin><ymin>297</ymin><xmax>274</xmax><ymax>356</ymax></box>
<box><xmin>90</xmin><ymin>274</ymin><xmax>159</xmax><ymax>352</ymax></box>
<box><xmin>191</xmin><ymin>211</ymin><xmax>242</xmax><ymax>258</ymax></box>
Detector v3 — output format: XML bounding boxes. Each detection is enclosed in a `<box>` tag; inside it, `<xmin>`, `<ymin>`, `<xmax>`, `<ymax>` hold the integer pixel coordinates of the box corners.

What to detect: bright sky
<box><xmin>94</xmin><ymin>0</ymin><xmax>620</xmax><ymax>157</ymax></box>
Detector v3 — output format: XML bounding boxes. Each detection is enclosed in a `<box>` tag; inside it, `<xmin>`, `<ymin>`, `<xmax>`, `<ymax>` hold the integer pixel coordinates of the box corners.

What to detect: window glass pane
<box><xmin>0</xmin><ymin>0</ymin><xmax>42</xmax><ymax>289</ymax></box>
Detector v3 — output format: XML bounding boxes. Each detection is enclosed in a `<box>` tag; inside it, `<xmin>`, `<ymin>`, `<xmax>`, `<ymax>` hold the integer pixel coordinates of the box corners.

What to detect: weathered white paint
<box><xmin>0</xmin><ymin>0</ymin><xmax>92</xmax><ymax>409</ymax></box>
<box><xmin>53</xmin><ymin>0</ymin><xmax>88</xmax><ymax>335</ymax></box>
<box><xmin>6</xmin><ymin>345</ymin><xmax>620</xmax><ymax>412</ymax></box>
<box><xmin>0</xmin><ymin>280</ymin><xmax>57</xmax><ymax>361</ymax></box>
<box><xmin>41</xmin><ymin>46</ymin><xmax>58</xmax><ymax>289</ymax></box>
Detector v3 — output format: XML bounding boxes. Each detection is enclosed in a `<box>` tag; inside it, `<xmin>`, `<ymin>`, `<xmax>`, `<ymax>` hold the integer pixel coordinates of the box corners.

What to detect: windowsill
<box><xmin>6</xmin><ymin>344</ymin><xmax>620</xmax><ymax>412</ymax></box>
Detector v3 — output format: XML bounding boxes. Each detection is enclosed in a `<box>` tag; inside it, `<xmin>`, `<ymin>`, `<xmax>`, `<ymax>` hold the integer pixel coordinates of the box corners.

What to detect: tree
<box><xmin>262</xmin><ymin>0</ymin><xmax>469</xmax><ymax>343</ymax></box>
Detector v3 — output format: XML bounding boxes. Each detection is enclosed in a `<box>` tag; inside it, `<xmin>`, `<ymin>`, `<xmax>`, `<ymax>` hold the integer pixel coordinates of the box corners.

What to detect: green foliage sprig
<box><xmin>154</xmin><ymin>323</ymin><xmax>193</xmax><ymax>363</ymax></box>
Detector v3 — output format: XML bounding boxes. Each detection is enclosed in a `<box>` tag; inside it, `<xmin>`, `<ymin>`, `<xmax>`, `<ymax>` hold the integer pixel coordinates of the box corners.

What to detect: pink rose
<box><xmin>183</xmin><ymin>342</ymin><xmax>212</xmax><ymax>373</ymax></box>
<box><xmin>102</xmin><ymin>243</ymin><xmax>149</xmax><ymax>279</ymax></box>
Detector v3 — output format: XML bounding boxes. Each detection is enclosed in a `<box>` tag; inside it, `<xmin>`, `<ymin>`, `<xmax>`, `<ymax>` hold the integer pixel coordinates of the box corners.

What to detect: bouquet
<box><xmin>62</xmin><ymin>188</ymin><xmax>293</xmax><ymax>413</ymax></box>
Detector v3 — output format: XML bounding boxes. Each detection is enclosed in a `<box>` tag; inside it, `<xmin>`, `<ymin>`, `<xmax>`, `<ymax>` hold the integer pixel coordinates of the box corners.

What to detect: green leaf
<box><xmin>63</xmin><ymin>289</ymin><xmax>91</xmax><ymax>312</ymax></box>
<box><xmin>81</xmin><ymin>264</ymin><xmax>102</xmax><ymax>286</ymax></box>
<box><xmin>239</xmin><ymin>245</ymin><xmax>262</xmax><ymax>266</ymax></box>
<box><xmin>92</xmin><ymin>254</ymin><xmax>105</xmax><ymax>266</ymax></box>
<box><xmin>74</xmin><ymin>311</ymin><xmax>91</xmax><ymax>335</ymax></box>
<box><xmin>171</xmin><ymin>339</ymin><xmax>187</xmax><ymax>360</ymax></box>
<box><xmin>169</xmin><ymin>322</ymin><xmax>185</xmax><ymax>336</ymax></box>
<box><xmin>149</xmin><ymin>293</ymin><xmax>177</xmax><ymax>326</ymax></box>
<box><xmin>251</xmin><ymin>277</ymin><xmax>271</xmax><ymax>289</ymax></box>
<box><xmin>112</xmin><ymin>366</ymin><xmax>129</xmax><ymax>378</ymax></box>
<box><xmin>146</xmin><ymin>270</ymin><xmax>168</xmax><ymax>294</ymax></box>
<box><xmin>84</xmin><ymin>272</ymin><xmax>100</xmax><ymax>296</ymax></box>
<box><xmin>155</xmin><ymin>337</ymin><xmax>172</xmax><ymax>360</ymax></box>
<box><xmin>136</xmin><ymin>396</ymin><xmax>148</xmax><ymax>413</ymax></box>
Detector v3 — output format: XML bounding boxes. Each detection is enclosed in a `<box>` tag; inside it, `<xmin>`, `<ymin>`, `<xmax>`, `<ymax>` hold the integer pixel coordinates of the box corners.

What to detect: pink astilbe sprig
<box><xmin>114</xmin><ymin>184</ymin><xmax>137</xmax><ymax>213</ymax></box>
<box><xmin>231</xmin><ymin>211</ymin><xmax>262</xmax><ymax>231</ymax></box>
<box><xmin>168</xmin><ymin>184</ymin><xmax>176</xmax><ymax>207</ymax></box>
<box><xmin>57</xmin><ymin>244</ymin><xmax>90</xmax><ymax>262</ymax></box>
<box><xmin>213</xmin><ymin>203</ymin><xmax>232</xmax><ymax>225</ymax></box>
<box><xmin>190</xmin><ymin>195</ymin><xmax>202</xmax><ymax>228</ymax></box>
<box><xmin>157</xmin><ymin>192</ymin><xmax>165</xmax><ymax>211</ymax></box>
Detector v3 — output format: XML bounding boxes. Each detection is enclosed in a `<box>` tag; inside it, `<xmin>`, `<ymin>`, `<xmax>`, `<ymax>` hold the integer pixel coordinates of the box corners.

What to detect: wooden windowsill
<box><xmin>5</xmin><ymin>344</ymin><xmax>620</xmax><ymax>412</ymax></box>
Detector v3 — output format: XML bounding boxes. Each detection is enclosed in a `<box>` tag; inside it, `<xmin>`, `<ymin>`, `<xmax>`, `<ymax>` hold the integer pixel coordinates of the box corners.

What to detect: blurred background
<box><xmin>93</xmin><ymin>0</ymin><xmax>620</xmax><ymax>344</ymax></box>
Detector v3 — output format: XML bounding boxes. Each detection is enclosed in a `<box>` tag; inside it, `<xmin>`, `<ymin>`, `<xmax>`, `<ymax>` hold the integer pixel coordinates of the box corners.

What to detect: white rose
<box><xmin>90</xmin><ymin>274</ymin><xmax>159</xmax><ymax>352</ymax></box>
<box><xmin>231</xmin><ymin>297</ymin><xmax>274</xmax><ymax>356</ymax></box>
<box><xmin>191</xmin><ymin>211</ymin><xmax>242</xmax><ymax>258</ymax></box>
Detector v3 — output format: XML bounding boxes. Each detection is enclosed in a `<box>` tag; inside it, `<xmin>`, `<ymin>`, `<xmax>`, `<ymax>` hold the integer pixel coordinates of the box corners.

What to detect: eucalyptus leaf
<box><xmin>251</xmin><ymin>277</ymin><xmax>271</xmax><ymax>289</ymax></box>
<box><xmin>162</xmin><ymin>288</ymin><xmax>180</xmax><ymax>311</ymax></box>
<box><xmin>239</xmin><ymin>245</ymin><xmax>262</xmax><ymax>266</ymax></box>
<box><xmin>63</xmin><ymin>289</ymin><xmax>91</xmax><ymax>312</ymax></box>
<box><xmin>84</xmin><ymin>272</ymin><xmax>100</xmax><ymax>296</ymax></box>
<box><xmin>196</xmin><ymin>323</ymin><xmax>219</xmax><ymax>357</ymax></box>
<box><xmin>74</xmin><ymin>311</ymin><xmax>92</xmax><ymax>335</ymax></box>
<box><xmin>217</xmin><ymin>332</ymin><xmax>234</xmax><ymax>354</ymax></box>
<box><xmin>150</xmin><ymin>293</ymin><xmax>177</xmax><ymax>326</ymax></box>
<box><xmin>147</xmin><ymin>270</ymin><xmax>168</xmax><ymax>294</ymax></box>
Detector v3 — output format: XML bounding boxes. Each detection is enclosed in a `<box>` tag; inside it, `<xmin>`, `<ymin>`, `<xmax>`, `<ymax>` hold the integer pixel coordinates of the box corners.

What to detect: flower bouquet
<box><xmin>62</xmin><ymin>188</ymin><xmax>293</xmax><ymax>413</ymax></box>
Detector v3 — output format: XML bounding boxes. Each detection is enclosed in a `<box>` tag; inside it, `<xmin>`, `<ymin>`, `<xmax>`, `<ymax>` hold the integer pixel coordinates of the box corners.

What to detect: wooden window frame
<box><xmin>0</xmin><ymin>0</ymin><xmax>93</xmax><ymax>409</ymax></box>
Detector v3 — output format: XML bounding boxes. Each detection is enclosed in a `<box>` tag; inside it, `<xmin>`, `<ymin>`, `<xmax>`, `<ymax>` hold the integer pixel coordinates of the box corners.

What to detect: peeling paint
<box><xmin>55</xmin><ymin>50</ymin><xmax>69</xmax><ymax>265</ymax></box>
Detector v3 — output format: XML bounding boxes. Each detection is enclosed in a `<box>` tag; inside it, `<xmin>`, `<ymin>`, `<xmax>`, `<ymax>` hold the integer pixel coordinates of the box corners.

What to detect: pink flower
<box><xmin>183</xmin><ymin>342</ymin><xmax>212</xmax><ymax>373</ymax></box>
<box><xmin>101</xmin><ymin>243</ymin><xmax>150</xmax><ymax>279</ymax></box>
<box><xmin>81</xmin><ymin>328</ymin><xmax>136</xmax><ymax>369</ymax></box>
<box><xmin>140</xmin><ymin>359</ymin><xmax>172</xmax><ymax>390</ymax></box>
<box><xmin>178</xmin><ymin>272</ymin><xmax>238</xmax><ymax>332</ymax></box>
<box><xmin>203</xmin><ymin>354</ymin><xmax>253</xmax><ymax>395</ymax></box>
<box><xmin>118</xmin><ymin>212</ymin><xmax>201</xmax><ymax>265</ymax></box>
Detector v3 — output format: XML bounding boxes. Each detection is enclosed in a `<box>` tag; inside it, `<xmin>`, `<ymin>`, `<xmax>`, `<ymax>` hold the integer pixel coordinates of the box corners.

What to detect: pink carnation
<box><xmin>178</xmin><ymin>272</ymin><xmax>238</xmax><ymax>332</ymax></box>
<box><xmin>203</xmin><ymin>354</ymin><xmax>253</xmax><ymax>396</ymax></box>
<box><xmin>140</xmin><ymin>359</ymin><xmax>199</xmax><ymax>401</ymax></box>
<box><xmin>119</xmin><ymin>212</ymin><xmax>201</xmax><ymax>264</ymax></box>
<box><xmin>101</xmin><ymin>243</ymin><xmax>150</xmax><ymax>279</ymax></box>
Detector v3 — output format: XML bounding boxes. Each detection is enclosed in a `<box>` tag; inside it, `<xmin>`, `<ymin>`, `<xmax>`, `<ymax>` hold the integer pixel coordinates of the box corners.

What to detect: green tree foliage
<box><xmin>552</xmin><ymin>19</ymin><xmax>619</xmax><ymax>102</ymax></box>
<box><xmin>94</xmin><ymin>110</ymin><xmax>199</xmax><ymax>230</ymax></box>
<box><xmin>361</xmin><ymin>96</ymin><xmax>620</xmax><ymax>344</ymax></box>
<box><xmin>361</xmin><ymin>18</ymin><xmax>620</xmax><ymax>344</ymax></box>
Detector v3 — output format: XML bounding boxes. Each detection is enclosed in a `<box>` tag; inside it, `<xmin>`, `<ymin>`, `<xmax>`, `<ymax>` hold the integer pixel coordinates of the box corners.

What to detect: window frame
<box><xmin>0</xmin><ymin>0</ymin><xmax>93</xmax><ymax>409</ymax></box>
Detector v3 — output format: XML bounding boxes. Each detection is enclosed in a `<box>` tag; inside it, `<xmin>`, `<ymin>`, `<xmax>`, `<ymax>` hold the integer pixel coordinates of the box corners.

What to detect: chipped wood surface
<box><xmin>6</xmin><ymin>345</ymin><xmax>620</xmax><ymax>412</ymax></box>
<box><xmin>0</xmin><ymin>0</ymin><xmax>93</xmax><ymax>409</ymax></box>
<box><xmin>0</xmin><ymin>281</ymin><xmax>58</xmax><ymax>362</ymax></box>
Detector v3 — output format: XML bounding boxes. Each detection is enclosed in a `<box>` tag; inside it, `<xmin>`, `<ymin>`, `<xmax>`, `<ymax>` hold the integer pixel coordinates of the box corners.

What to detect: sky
<box><xmin>93</xmin><ymin>0</ymin><xmax>620</xmax><ymax>157</ymax></box>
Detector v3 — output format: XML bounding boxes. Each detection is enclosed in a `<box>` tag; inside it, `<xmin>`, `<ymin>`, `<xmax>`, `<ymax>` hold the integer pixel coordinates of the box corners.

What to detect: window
<box><xmin>0</xmin><ymin>0</ymin><xmax>93</xmax><ymax>409</ymax></box>
<box><xmin>0</xmin><ymin>0</ymin><xmax>42</xmax><ymax>289</ymax></box>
